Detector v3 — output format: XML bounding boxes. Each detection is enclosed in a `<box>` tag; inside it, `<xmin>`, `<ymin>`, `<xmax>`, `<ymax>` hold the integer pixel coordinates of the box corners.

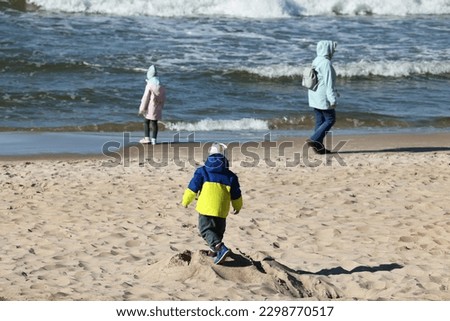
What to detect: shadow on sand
<box><xmin>338</xmin><ymin>146</ymin><xmax>450</xmax><ymax>154</ymax></box>
<box><xmin>222</xmin><ymin>252</ymin><xmax>404</xmax><ymax>277</ymax></box>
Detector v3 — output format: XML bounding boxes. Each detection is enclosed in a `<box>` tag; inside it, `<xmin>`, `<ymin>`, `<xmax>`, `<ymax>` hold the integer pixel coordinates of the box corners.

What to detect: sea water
<box><xmin>1</xmin><ymin>0</ymin><xmax>449</xmax><ymax>145</ymax></box>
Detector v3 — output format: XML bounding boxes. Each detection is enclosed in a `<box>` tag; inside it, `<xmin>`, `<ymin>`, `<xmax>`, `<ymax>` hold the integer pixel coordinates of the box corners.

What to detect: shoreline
<box><xmin>1</xmin><ymin>131</ymin><xmax>449</xmax><ymax>161</ymax></box>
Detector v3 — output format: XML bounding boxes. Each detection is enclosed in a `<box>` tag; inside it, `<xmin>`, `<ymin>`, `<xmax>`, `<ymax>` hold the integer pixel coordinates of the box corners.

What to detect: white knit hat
<box><xmin>208</xmin><ymin>142</ymin><xmax>227</xmax><ymax>155</ymax></box>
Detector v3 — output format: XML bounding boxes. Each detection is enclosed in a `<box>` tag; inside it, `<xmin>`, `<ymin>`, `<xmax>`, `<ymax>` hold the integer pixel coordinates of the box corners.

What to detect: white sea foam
<box><xmin>241</xmin><ymin>60</ymin><xmax>450</xmax><ymax>79</ymax></box>
<box><xmin>297</xmin><ymin>0</ymin><xmax>450</xmax><ymax>16</ymax></box>
<box><xmin>28</xmin><ymin>0</ymin><xmax>450</xmax><ymax>17</ymax></box>
<box><xmin>239</xmin><ymin>64</ymin><xmax>302</xmax><ymax>78</ymax></box>
<box><xmin>164</xmin><ymin>118</ymin><xmax>269</xmax><ymax>131</ymax></box>
<box><xmin>338</xmin><ymin>60</ymin><xmax>450</xmax><ymax>78</ymax></box>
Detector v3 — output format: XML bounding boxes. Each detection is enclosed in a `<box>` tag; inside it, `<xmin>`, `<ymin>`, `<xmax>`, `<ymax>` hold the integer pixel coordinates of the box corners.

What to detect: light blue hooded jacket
<box><xmin>308</xmin><ymin>40</ymin><xmax>338</xmax><ymax>110</ymax></box>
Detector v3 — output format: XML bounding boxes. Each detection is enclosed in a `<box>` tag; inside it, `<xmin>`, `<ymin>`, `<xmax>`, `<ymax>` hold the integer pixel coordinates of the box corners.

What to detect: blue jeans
<box><xmin>310</xmin><ymin>108</ymin><xmax>336</xmax><ymax>145</ymax></box>
<box><xmin>198</xmin><ymin>214</ymin><xmax>226</xmax><ymax>249</ymax></box>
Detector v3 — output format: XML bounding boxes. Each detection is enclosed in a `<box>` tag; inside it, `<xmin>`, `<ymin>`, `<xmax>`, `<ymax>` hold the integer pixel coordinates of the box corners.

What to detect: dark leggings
<box><xmin>144</xmin><ymin>119</ymin><xmax>158</xmax><ymax>139</ymax></box>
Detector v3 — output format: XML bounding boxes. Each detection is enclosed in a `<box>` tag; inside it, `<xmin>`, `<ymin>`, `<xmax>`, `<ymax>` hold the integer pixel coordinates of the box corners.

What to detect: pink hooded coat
<box><xmin>138</xmin><ymin>66</ymin><xmax>166</xmax><ymax>120</ymax></box>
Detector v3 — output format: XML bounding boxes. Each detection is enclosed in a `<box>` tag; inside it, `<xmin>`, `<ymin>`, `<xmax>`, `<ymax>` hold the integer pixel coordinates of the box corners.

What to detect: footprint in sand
<box><xmin>125</xmin><ymin>240</ymin><xmax>141</xmax><ymax>247</ymax></box>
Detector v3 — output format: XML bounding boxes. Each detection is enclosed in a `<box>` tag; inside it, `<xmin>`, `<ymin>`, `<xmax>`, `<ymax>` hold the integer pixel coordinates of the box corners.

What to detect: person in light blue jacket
<box><xmin>307</xmin><ymin>40</ymin><xmax>338</xmax><ymax>154</ymax></box>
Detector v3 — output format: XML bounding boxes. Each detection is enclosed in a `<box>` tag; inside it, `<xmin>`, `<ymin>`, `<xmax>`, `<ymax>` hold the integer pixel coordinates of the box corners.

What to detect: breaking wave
<box><xmin>6</xmin><ymin>0</ymin><xmax>450</xmax><ymax>17</ymax></box>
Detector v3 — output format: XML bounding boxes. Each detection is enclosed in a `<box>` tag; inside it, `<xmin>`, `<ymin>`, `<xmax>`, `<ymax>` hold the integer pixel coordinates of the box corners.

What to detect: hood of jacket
<box><xmin>146</xmin><ymin>65</ymin><xmax>157</xmax><ymax>79</ymax></box>
<box><xmin>204</xmin><ymin>154</ymin><xmax>229</xmax><ymax>173</ymax></box>
<box><xmin>146</xmin><ymin>65</ymin><xmax>160</xmax><ymax>86</ymax></box>
<box><xmin>316</xmin><ymin>40</ymin><xmax>337</xmax><ymax>60</ymax></box>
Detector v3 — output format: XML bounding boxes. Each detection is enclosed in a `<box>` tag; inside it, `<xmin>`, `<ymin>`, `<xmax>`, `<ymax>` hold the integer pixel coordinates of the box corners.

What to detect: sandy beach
<box><xmin>1</xmin><ymin>132</ymin><xmax>449</xmax><ymax>301</ymax></box>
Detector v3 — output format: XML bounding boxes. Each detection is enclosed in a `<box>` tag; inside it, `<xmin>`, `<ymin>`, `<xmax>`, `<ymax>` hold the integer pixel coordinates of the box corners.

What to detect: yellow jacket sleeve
<box><xmin>231</xmin><ymin>196</ymin><xmax>243</xmax><ymax>213</ymax></box>
<box><xmin>182</xmin><ymin>188</ymin><xmax>197</xmax><ymax>207</ymax></box>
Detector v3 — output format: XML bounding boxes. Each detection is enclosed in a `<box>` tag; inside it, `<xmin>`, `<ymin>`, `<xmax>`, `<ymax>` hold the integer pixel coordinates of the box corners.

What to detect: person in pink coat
<box><xmin>138</xmin><ymin>65</ymin><xmax>166</xmax><ymax>145</ymax></box>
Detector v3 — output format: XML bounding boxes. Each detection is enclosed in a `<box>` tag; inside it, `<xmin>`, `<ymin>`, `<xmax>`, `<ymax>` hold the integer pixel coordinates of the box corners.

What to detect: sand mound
<box><xmin>136</xmin><ymin>249</ymin><xmax>342</xmax><ymax>300</ymax></box>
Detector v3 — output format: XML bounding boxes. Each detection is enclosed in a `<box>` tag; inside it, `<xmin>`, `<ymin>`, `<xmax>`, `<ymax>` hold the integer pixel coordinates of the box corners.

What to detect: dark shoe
<box><xmin>309</xmin><ymin>141</ymin><xmax>332</xmax><ymax>154</ymax></box>
<box><xmin>315</xmin><ymin>146</ymin><xmax>332</xmax><ymax>154</ymax></box>
<box><xmin>315</xmin><ymin>147</ymin><xmax>333</xmax><ymax>154</ymax></box>
<box><xmin>314</xmin><ymin>146</ymin><xmax>325</xmax><ymax>154</ymax></box>
<box><xmin>214</xmin><ymin>243</ymin><xmax>230</xmax><ymax>265</ymax></box>
<box><xmin>306</xmin><ymin>139</ymin><xmax>316</xmax><ymax>148</ymax></box>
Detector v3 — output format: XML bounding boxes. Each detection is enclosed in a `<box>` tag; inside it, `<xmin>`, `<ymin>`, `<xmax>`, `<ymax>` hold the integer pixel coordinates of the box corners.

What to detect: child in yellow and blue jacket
<box><xmin>182</xmin><ymin>143</ymin><xmax>243</xmax><ymax>265</ymax></box>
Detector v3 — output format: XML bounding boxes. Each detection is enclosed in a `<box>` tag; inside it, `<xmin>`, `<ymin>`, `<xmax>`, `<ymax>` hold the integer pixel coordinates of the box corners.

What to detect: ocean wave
<box><xmin>164</xmin><ymin>118</ymin><xmax>270</xmax><ymax>131</ymax></box>
<box><xmin>10</xmin><ymin>0</ymin><xmax>450</xmax><ymax>17</ymax></box>
<box><xmin>6</xmin><ymin>56</ymin><xmax>448</xmax><ymax>80</ymax></box>
<box><xmin>0</xmin><ymin>58</ymin><xmax>96</xmax><ymax>73</ymax></box>
<box><xmin>238</xmin><ymin>60</ymin><xmax>450</xmax><ymax>79</ymax></box>
<box><xmin>337</xmin><ymin>60</ymin><xmax>450</xmax><ymax>78</ymax></box>
<box><xmin>3</xmin><ymin>115</ymin><xmax>449</xmax><ymax>133</ymax></box>
<box><xmin>167</xmin><ymin>116</ymin><xmax>450</xmax><ymax>131</ymax></box>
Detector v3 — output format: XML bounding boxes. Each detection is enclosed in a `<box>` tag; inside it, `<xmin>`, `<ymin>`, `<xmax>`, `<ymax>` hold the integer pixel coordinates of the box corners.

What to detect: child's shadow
<box><xmin>221</xmin><ymin>252</ymin><xmax>403</xmax><ymax>277</ymax></box>
<box><xmin>222</xmin><ymin>252</ymin><xmax>266</xmax><ymax>273</ymax></box>
<box><xmin>222</xmin><ymin>252</ymin><xmax>252</xmax><ymax>267</ymax></box>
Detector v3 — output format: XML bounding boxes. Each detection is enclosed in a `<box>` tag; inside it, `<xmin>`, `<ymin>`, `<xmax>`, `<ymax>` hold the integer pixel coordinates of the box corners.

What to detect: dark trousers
<box><xmin>144</xmin><ymin>119</ymin><xmax>158</xmax><ymax>139</ymax></box>
<box><xmin>198</xmin><ymin>214</ymin><xmax>226</xmax><ymax>249</ymax></box>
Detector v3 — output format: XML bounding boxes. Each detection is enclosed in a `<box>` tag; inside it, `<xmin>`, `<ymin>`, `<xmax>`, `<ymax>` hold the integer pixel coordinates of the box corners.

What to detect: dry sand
<box><xmin>1</xmin><ymin>133</ymin><xmax>449</xmax><ymax>301</ymax></box>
